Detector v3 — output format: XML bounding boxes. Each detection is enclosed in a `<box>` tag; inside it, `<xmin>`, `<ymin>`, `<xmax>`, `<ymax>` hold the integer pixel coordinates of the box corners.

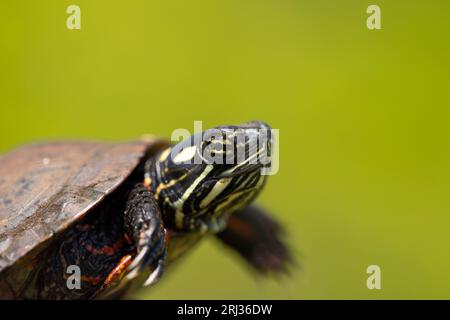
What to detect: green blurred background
<box><xmin>1</xmin><ymin>0</ymin><xmax>450</xmax><ymax>299</ymax></box>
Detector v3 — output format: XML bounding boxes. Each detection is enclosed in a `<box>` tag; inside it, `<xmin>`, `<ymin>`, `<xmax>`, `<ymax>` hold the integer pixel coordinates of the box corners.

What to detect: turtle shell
<box><xmin>0</xmin><ymin>139</ymin><xmax>169</xmax><ymax>273</ymax></box>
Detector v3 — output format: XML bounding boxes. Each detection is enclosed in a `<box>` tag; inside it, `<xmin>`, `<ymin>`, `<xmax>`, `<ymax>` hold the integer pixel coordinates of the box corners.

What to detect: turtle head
<box><xmin>148</xmin><ymin>121</ymin><xmax>273</xmax><ymax>233</ymax></box>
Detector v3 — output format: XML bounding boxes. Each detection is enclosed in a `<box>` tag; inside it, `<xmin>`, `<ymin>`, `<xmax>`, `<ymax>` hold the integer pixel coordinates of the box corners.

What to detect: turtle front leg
<box><xmin>122</xmin><ymin>183</ymin><xmax>167</xmax><ymax>286</ymax></box>
<box><xmin>124</xmin><ymin>183</ymin><xmax>167</xmax><ymax>286</ymax></box>
<box><xmin>99</xmin><ymin>184</ymin><xmax>167</xmax><ymax>299</ymax></box>
<box><xmin>216</xmin><ymin>205</ymin><xmax>293</xmax><ymax>274</ymax></box>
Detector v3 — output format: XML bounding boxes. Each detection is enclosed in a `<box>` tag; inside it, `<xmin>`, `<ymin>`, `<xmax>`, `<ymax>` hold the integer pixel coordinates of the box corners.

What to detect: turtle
<box><xmin>0</xmin><ymin>121</ymin><xmax>290</xmax><ymax>299</ymax></box>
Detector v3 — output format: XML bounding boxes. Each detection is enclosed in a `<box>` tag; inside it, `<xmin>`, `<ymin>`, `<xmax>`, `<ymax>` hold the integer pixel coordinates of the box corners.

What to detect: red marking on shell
<box><xmin>80</xmin><ymin>275</ymin><xmax>102</xmax><ymax>285</ymax></box>
<box><xmin>104</xmin><ymin>255</ymin><xmax>133</xmax><ymax>285</ymax></box>
<box><xmin>85</xmin><ymin>237</ymin><xmax>127</xmax><ymax>256</ymax></box>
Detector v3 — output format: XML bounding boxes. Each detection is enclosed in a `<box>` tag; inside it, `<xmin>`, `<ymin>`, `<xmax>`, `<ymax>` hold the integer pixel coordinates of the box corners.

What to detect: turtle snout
<box><xmin>221</xmin><ymin>121</ymin><xmax>272</xmax><ymax>175</ymax></box>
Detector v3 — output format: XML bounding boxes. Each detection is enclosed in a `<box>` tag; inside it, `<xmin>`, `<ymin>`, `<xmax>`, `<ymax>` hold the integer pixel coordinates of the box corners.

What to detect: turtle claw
<box><xmin>125</xmin><ymin>237</ymin><xmax>167</xmax><ymax>284</ymax></box>
<box><xmin>143</xmin><ymin>259</ymin><xmax>165</xmax><ymax>287</ymax></box>
<box><xmin>126</xmin><ymin>247</ymin><xmax>149</xmax><ymax>280</ymax></box>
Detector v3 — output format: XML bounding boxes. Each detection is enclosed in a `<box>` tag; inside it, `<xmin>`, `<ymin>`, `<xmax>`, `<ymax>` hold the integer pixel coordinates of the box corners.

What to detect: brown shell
<box><xmin>0</xmin><ymin>139</ymin><xmax>168</xmax><ymax>272</ymax></box>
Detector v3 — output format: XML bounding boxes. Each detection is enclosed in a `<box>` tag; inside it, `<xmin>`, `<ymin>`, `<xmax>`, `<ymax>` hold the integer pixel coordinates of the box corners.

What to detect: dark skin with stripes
<box><xmin>12</xmin><ymin>122</ymin><xmax>292</xmax><ymax>299</ymax></box>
